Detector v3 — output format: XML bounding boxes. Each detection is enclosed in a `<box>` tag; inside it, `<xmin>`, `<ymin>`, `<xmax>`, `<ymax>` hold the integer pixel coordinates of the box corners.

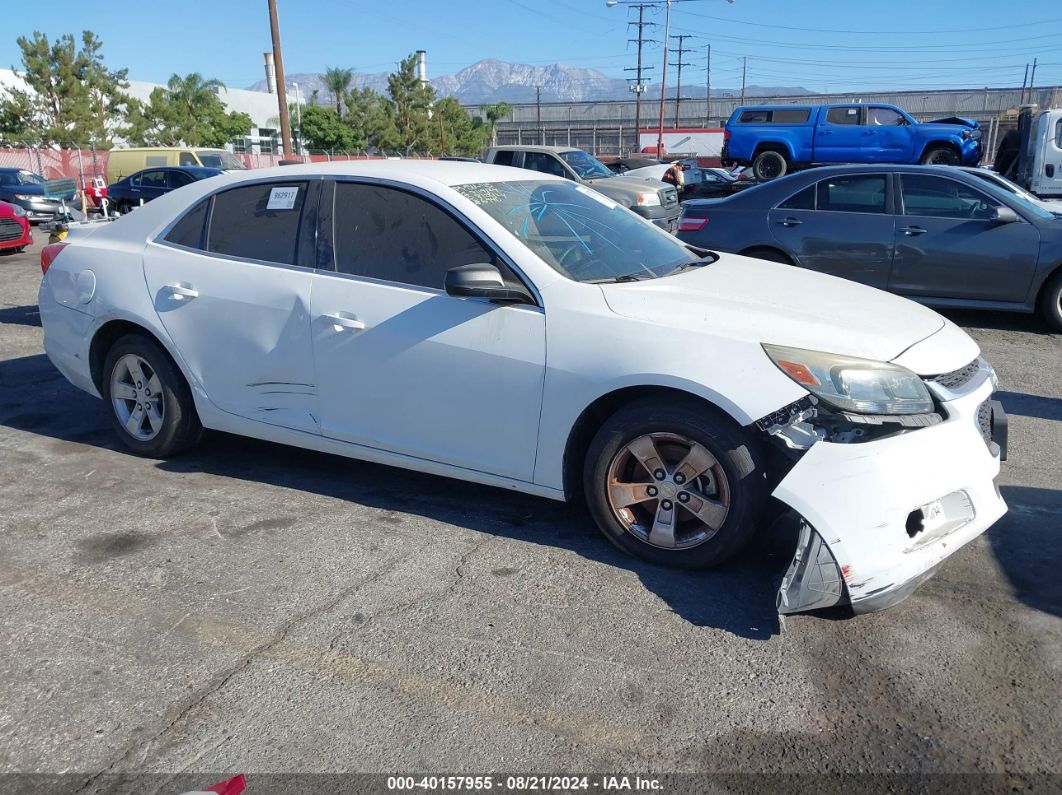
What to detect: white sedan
<box><xmin>38</xmin><ymin>161</ymin><xmax>1008</xmax><ymax>614</ymax></box>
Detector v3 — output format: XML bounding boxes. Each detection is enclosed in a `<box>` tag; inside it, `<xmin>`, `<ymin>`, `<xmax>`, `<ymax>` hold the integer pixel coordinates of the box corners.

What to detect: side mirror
<box><xmin>993</xmin><ymin>206</ymin><xmax>1019</xmax><ymax>224</ymax></box>
<box><xmin>445</xmin><ymin>264</ymin><xmax>533</xmax><ymax>304</ymax></box>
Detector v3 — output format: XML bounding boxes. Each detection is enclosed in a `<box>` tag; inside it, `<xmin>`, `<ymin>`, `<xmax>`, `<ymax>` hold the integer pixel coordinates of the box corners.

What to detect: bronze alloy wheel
<box><xmin>605</xmin><ymin>432</ymin><xmax>731</xmax><ymax>550</ymax></box>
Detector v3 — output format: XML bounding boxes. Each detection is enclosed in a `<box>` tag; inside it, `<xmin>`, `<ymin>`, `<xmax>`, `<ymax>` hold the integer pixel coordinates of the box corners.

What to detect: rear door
<box><xmin>889</xmin><ymin>173</ymin><xmax>1040</xmax><ymax>302</ymax></box>
<box><xmin>769</xmin><ymin>173</ymin><xmax>896</xmax><ymax>288</ymax></box>
<box><xmin>143</xmin><ymin>179</ymin><xmax>322</xmax><ymax>433</ymax></box>
<box><xmin>814</xmin><ymin>106</ymin><xmax>865</xmax><ymax>163</ymax></box>
<box><xmin>136</xmin><ymin>170</ymin><xmax>169</xmax><ymax>203</ymax></box>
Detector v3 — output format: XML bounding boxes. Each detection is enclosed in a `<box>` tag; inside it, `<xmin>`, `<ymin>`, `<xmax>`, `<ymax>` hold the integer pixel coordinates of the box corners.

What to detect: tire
<box><xmin>583</xmin><ymin>397</ymin><xmax>768</xmax><ymax>569</ymax></box>
<box><xmin>920</xmin><ymin>145</ymin><xmax>960</xmax><ymax>166</ymax></box>
<box><xmin>1038</xmin><ymin>270</ymin><xmax>1062</xmax><ymax>332</ymax></box>
<box><xmin>742</xmin><ymin>247</ymin><xmax>793</xmax><ymax>265</ymax></box>
<box><xmin>117</xmin><ymin>202</ymin><xmax>134</xmax><ymax>215</ymax></box>
<box><xmin>752</xmin><ymin>150</ymin><xmax>788</xmax><ymax>181</ymax></box>
<box><xmin>101</xmin><ymin>334</ymin><xmax>202</xmax><ymax>457</ymax></box>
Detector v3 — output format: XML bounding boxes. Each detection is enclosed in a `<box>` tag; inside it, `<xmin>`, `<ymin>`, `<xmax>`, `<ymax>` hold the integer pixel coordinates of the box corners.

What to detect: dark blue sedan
<box><xmin>106</xmin><ymin>166</ymin><xmax>223</xmax><ymax>214</ymax></box>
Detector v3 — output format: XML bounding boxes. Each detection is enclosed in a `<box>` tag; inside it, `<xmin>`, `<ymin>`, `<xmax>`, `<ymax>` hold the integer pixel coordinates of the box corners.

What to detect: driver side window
<box><xmin>900</xmin><ymin>174</ymin><xmax>1000</xmax><ymax>219</ymax></box>
<box><xmin>524</xmin><ymin>152</ymin><xmax>568</xmax><ymax>179</ymax></box>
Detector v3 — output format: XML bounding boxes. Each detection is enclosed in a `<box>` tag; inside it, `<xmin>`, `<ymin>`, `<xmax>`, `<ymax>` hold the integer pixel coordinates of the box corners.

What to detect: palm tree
<box><xmin>322</xmin><ymin>67</ymin><xmax>354</xmax><ymax>117</ymax></box>
<box><xmin>166</xmin><ymin>73</ymin><xmax>225</xmax><ymax>118</ymax></box>
<box><xmin>480</xmin><ymin>101</ymin><xmax>512</xmax><ymax>146</ymax></box>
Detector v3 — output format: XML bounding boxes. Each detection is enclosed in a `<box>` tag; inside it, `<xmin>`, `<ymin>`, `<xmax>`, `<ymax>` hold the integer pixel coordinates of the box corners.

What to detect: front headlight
<box><xmin>11</xmin><ymin>204</ymin><xmax>26</xmax><ymax>217</ymax></box>
<box><xmin>763</xmin><ymin>344</ymin><xmax>934</xmax><ymax>415</ymax></box>
<box><xmin>14</xmin><ymin>194</ymin><xmax>36</xmax><ymax>201</ymax></box>
<box><xmin>635</xmin><ymin>191</ymin><xmax>661</xmax><ymax>207</ymax></box>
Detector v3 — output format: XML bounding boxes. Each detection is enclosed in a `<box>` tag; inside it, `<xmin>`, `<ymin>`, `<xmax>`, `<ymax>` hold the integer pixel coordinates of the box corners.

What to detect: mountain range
<box><xmin>247</xmin><ymin>58</ymin><xmax>812</xmax><ymax>105</ymax></box>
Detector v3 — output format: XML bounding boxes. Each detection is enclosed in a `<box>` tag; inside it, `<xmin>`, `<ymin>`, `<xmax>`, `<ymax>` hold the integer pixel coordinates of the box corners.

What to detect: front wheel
<box><xmin>1039</xmin><ymin>270</ymin><xmax>1062</xmax><ymax>332</ymax></box>
<box><xmin>920</xmin><ymin>145</ymin><xmax>960</xmax><ymax>166</ymax></box>
<box><xmin>583</xmin><ymin>398</ymin><xmax>767</xmax><ymax>569</ymax></box>
<box><xmin>101</xmin><ymin>334</ymin><xmax>203</xmax><ymax>457</ymax></box>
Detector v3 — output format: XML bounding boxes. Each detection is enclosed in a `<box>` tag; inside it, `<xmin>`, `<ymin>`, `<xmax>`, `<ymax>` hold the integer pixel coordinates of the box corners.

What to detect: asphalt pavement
<box><xmin>1</xmin><ymin>236</ymin><xmax>1060</xmax><ymax>793</ymax></box>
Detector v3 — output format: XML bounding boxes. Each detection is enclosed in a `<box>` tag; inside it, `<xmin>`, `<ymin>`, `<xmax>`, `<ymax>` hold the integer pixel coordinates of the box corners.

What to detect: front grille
<box><xmin>977</xmin><ymin>399</ymin><xmax>993</xmax><ymax>446</ymax></box>
<box><xmin>931</xmin><ymin>359</ymin><xmax>979</xmax><ymax>391</ymax></box>
<box><xmin>0</xmin><ymin>218</ymin><xmax>23</xmax><ymax>242</ymax></box>
<box><xmin>661</xmin><ymin>188</ymin><xmax>679</xmax><ymax>209</ymax></box>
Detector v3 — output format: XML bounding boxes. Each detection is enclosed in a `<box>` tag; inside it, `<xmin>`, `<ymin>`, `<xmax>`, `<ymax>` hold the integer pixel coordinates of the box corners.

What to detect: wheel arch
<box><xmin>1034</xmin><ymin>261</ymin><xmax>1062</xmax><ymax>308</ymax></box>
<box><xmin>737</xmin><ymin>245</ymin><xmax>796</xmax><ymax>265</ymax></box>
<box><xmin>918</xmin><ymin>139</ymin><xmax>962</xmax><ymax>161</ymax></box>
<box><xmin>752</xmin><ymin>141</ymin><xmax>793</xmax><ymax>161</ymax></box>
<box><xmin>89</xmin><ymin>317</ymin><xmax>188</xmax><ymax>396</ymax></box>
<box><xmin>561</xmin><ymin>384</ymin><xmax>746</xmax><ymax>504</ymax></box>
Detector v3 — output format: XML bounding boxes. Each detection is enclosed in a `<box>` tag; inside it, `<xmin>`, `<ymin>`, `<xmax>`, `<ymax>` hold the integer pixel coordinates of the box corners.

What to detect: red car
<box><xmin>0</xmin><ymin>199</ymin><xmax>32</xmax><ymax>253</ymax></box>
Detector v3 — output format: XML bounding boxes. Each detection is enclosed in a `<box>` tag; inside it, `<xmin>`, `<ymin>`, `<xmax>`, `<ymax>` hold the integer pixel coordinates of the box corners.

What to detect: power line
<box><xmin>678</xmin><ymin>10</ymin><xmax>1062</xmax><ymax>35</ymax></box>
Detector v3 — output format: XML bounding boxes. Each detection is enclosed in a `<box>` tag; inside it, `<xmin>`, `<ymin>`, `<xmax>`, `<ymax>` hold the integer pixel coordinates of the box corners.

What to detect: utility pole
<box><xmin>267</xmin><ymin>0</ymin><xmax>293</xmax><ymax>157</ymax></box>
<box><xmin>670</xmin><ymin>34</ymin><xmax>695</xmax><ymax>127</ymax></box>
<box><xmin>739</xmin><ymin>56</ymin><xmax>747</xmax><ymax>105</ymax></box>
<box><xmin>625</xmin><ymin>4</ymin><xmax>657</xmax><ymax>152</ymax></box>
<box><xmin>704</xmin><ymin>43</ymin><xmax>711</xmax><ymax>126</ymax></box>
<box><xmin>1020</xmin><ymin>63</ymin><xmax>1029</xmax><ymax>104</ymax></box>
<box><xmin>536</xmin><ymin>85</ymin><xmax>543</xmax><ymax>145</ymax></box>
<box><xmin>655</xmin><ymin>0</ymin><xmax>672</xmax><ymax>160</ymax></box>
<box><xmin>1029</xmin><ymin>58</ymin><xmax>1038</xmax><ymax>103</ymax></box>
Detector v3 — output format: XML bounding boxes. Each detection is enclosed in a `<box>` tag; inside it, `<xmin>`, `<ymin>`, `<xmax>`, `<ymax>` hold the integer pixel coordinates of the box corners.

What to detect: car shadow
<box><xmin>0</xmin><ymin>352</ymin><xmax>786</xmax><ymax>640</ymax></box>
<box><xmin>0</xmin><ymin>304</ymin><xmax>42</xmax><ymax>327</ymax></box>
<box><xmin>994</xmin><ymin>390</ymin><xmax>1062</xmax><ymax>422</ymax></box>
<box><xmin>991</xmin><ymin>486</ymin><xmax>1062</xmax><ymax>619</ymax></box>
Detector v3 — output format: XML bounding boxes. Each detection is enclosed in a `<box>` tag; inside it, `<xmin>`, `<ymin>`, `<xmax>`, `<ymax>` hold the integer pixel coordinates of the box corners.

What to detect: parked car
<box><xmin>482</xmin><ymin>145</ymin><xmax>681</xmax><ymax>231</ymax></box>
<box><xmin>106</xmin><ymin>147</ymin><xmax>246</xmax><ymax>184</ymax></box>
<box><xmin>722</xmin><ymin>103</ymin><xmax>983</xmax><ymax>181</ymax></box>
<box><xmin>106</xmin><ymin>166</ymin><xmax>223</xmax><ymax>214</ymax></box>
<box><xmin>623</xmin><ymin>162</ymin><xmax>742</xmax><ymax>200</ymax></box>
<box><xmin>959</xmin><ymin>166</ymin><xmax>1062</xmax><ymax>217</ymax></box>
<box><xmin>39</xmin><ymin>161</ymin><xmax>1008</xmax><ymax>614</ymax></box>
<box><xmin>607</xmin><ymin>156</ymin><xmax>661</xmax><ymax>174</ymax></box>
<box><xmin>677</xmin><ymin>164</ymin><xmax>1062</xmax><ymax>329</ymax></box>
<box><xmin>0</xmin><ymin>168</ymin><xmax>76</xmax><ymax>222</ymax></box>
<box><xmin>0</xmin><ymin>199</ymin><xmax>32</xmax><ymax>252</ymax></box>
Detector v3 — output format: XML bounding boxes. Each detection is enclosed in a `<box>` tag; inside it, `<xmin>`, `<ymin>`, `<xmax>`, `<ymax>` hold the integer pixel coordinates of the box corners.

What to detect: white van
<box><xmin>106</xmin><ymin>148</ymin><xmax>246</xmax><ymax>184</ymax></box>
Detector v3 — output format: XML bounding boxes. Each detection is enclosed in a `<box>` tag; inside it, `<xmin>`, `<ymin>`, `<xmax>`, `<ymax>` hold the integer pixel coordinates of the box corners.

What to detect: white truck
<box><xmin>995</xmin><ymin>105</ymin><xmax>1062</xmax><ymax>199</ymax></box>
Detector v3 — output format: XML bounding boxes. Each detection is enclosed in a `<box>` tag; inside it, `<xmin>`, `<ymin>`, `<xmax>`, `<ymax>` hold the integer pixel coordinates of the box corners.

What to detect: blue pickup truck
<box><xmin>721</xmin><ymin>103</ymin><xmax>982</xmax><ymax>181</ymax></box>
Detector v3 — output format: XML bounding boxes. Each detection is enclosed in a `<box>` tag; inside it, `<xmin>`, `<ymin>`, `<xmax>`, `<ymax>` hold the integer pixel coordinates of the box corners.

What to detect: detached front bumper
<box><xmin>773</xmin><ymin>368</ymin><xmax>1006</xmax><ymax>614</ymax></box>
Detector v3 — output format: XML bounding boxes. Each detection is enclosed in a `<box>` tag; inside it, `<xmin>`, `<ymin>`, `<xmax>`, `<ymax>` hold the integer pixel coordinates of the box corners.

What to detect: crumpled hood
<box><xmin>600</xmin><ymin>254</ymin><xmax>950</xmax><ymax>366</ymax></box>
<box><xmin>926</xmin><ymin>116</ymin><xmax>979</xmax><ymax>129</ymax></box>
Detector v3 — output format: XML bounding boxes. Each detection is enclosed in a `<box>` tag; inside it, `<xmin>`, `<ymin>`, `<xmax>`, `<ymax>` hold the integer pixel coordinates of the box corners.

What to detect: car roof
<box><xmin>204</xmin><ymin>159</ymin><xmax>564</xmax><ymax>188</ymax></box>
<box><xmin>491</xmin><ymin>144</ymin><xmax>578</xmax><ymax>154</ymax></box>
<box><xmin>130</xmin><ymin>165</ymin><xmax>223</xmax><ymax>176</ymax></box>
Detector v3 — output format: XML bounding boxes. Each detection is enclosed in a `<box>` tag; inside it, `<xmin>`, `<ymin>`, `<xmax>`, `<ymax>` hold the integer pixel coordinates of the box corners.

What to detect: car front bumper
<box><xmin>11</xmin><ymin>197</ymin><xmax>65</xmax><ymax>222</ymax></box>
<box><xmin>773</xmin><ymin>370</ymin><xmax>1006</xmax><ymax>614</ymax></box>
<box><xmin>631</xmin><ymin>204</ymin><xmax>681</xmax><ymax>232</ymax></box>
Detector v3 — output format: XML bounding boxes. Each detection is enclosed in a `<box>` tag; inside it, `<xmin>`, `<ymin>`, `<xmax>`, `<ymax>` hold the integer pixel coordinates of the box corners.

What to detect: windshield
<box><xmin>559</xmin><ymin>150</ymin><xmax>614</xmax><ymax>180</ymax></box>
<box><xmin>195</xmin><ymin>150</ymin><xmax>246</xmax><ymax>170</ymax></box>
<box><xmin>455</xmin><ymin>180</ymin><xmax>701</xmax><ymax>282</ymax></box>
<box><xmin>18</xmin><ymin>171</ymin><xmax>44</xmax><ymax>185</ymax></box>
<box><xmin>970</xmin><ymin>173</ymin><xmax>1056</xmax><ymax>220</ymax></box>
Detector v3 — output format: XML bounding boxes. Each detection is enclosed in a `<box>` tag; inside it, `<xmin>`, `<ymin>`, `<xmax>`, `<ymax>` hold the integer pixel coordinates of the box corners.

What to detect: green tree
<box><xmin>479</xmin><ymin>101</ymin><xmax>512</xmax><ymax>147</ymax></box>
<box><xmin>386</xmin><ymin>53</ymin><xmax>435</xmax><ymax>154</ymax></box>
<box><xmin>300</xmin><ymin>104</ymin><xmax>355</xmax><ymax>152</ymax></box>
<box><xmin>122</xmin><ymin>73</ymin><xmax>252</xmax><ymax>147</ymax></box>
<box><xmin>3</xmin><ymin>30</ymin><xmax>132</xmax><ymax>147</ymax></box>
<box><xmin>322</xmin><ymin>66</ymin><xmax>353</xmax><ymax>116</ymax></box>
<box><xmin>432</xmin><ymin>97</ymin><xmax>488</xmax><ymax>156</ymax></box>
<box><xmin>345</xmin><ymin>87</ymin><xmax>395</xmax><ymax>152</ymax></box>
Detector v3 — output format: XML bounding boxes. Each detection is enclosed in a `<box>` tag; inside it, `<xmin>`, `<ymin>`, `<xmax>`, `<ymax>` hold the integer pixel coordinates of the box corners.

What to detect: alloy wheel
<box><xmin>605</xmin><ymin>432</ymin><xmax>730</xmax><ymax>550</ymax></box>
<box><xmin>110</xmin><ymin>353</ymin><xmax>165</xmax><ymax>441</ymax></box>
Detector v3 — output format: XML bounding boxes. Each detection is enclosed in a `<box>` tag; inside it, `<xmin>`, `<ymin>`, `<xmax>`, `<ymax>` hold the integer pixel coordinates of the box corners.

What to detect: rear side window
<box><xmin>826</xmin><ymin>107</ymin><xmax>862</xmax><ymax>125</ymax></box>
<box><xmin>164</xmin><ymin>199</ymin><xmax>210</xmax><ymax>249</ymax></box>
<box><xmin>493</xmin><ymin>150</ymin><xmax>516</xmax><ymax>167</ymax></box>
<box><xmin>779</xmin><ymin>185</ymin><xmax>815</xmax><ymax>210</ymax></box>
<box><xmin>817</xmin><ymin>175</ymin><xmax>887</xmax><ymax>214</ymax></box>
<box><xmin>739</xmin><ymin>110</ymin><xmax>771</xmax><ymax>123</ymax></box>
<box><xmin>737</xmin><ymin>109</ymin><xmax>809</xmax><ymax>124</ymax></box>
<box><xmin>207</xmin><ymin>182</ymin><xmax>308</xmax><ymax>265</ymax></box>
<box><xmin>332</xmin><ymin>182</ymin><xmax>494</xmax><ymax>289</ymax></box>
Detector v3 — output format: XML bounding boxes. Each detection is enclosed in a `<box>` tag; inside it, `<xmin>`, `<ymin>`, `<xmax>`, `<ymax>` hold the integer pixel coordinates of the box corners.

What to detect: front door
<box><xmin>143</xmin><ymin>179</ymin><xmax>321</xmax><ymax>433</ymax></box>
<box><xmin>310</xmin><ymin>180</ymin><xmax>546</xmax><ymax>481</ymax></box>
<box><xmin>1030</xmin><ymin>113</ymin><xmax>1062</xmax><ymax>199</ymax></box>
<box><xmin>890</xmin><ymin>173</ymin><xmax>1041</xmax><ymax>302</ymax></box>
<box><xmin>769</xmin><ymin>173</ymin><xmax>896</xmax><ymax>289</ymax></box>
<box><xmin>863</xmin><ymin>106</ymin><xmax>915</xmax><ymax>163</ymax></box>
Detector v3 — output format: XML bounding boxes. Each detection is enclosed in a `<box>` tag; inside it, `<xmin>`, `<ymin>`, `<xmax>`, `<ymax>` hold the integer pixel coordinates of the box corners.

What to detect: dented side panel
<box><xmin>143</xmin><ymin>242</ymin><xmax>319</xmax><ymax>434</ymax></box>
<box><xmin>772</xmin><ymin>375</ymin><xmax>1006</xmax><ymax>611</ymax></box>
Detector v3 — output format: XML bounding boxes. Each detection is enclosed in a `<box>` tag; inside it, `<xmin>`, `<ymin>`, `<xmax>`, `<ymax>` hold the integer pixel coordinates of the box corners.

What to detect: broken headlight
<box><xmin>762</xmin><ymin>344</ymin><xmax>934</xmax><ymax>415</ymax></box>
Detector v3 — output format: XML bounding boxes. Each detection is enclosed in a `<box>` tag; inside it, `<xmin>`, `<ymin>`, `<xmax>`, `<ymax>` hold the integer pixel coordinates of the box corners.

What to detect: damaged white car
<box><xmin>38</xmin><ymin>161</ymin><xmax>1008</xmax><ymax>614</ymax></box>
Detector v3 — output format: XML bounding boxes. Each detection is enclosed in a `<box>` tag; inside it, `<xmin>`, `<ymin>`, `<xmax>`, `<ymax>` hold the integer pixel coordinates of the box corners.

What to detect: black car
<box><xmin>0</xmin><ymin>167</ymin><xmax>75</xmax><ymax>222</ymax></box>
<box><xmin>677</xmin><ymin>164</ymin><xmax>1062</xmax><ymax>329</ymax></box>
<box><xmin>107</xmin><ymin>166</ymin><xmax>223</xmax><ymax>214</ymax></box>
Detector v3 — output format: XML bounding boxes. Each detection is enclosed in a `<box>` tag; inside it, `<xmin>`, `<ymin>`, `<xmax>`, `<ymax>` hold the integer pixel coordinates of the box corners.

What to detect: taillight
<box><xmin>40</xmin><ymin>242</ymin><xmax>68</xmax><ymax>275</ymax></box>
<box><xmin>724</xmin><ymin>129</ymin><xmax>731</xmax><ymax>142</ymax></box>
<box><xmin>678</xmin><ymin>217</ymin><xmax>708</xmax><ymax>232</ymax></box>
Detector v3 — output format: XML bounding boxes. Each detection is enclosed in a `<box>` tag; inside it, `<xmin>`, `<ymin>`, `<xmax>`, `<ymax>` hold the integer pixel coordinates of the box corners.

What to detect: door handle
<box><xmin>164</xmin><ymin>284</ymin><xmax>198</xmax><ymax>300</ymax></box>
<box><xmin>819</xmin><ymin>129</ymin><xmax>832</xmax><ymax>135</ymax></box>
<box><xmin>323</xmin><ymin>313</ymin><xmax>367</xmax><ymax>331</ymax></box>
<box><xmin>899</xmin><ymin>226</ymin><xmax>927</xmax><ymax>236</ymax></box>
<box><xmin>778</xmin><ymin>217</ymin><xmax>803</xmax><ymax>227</ymax></box>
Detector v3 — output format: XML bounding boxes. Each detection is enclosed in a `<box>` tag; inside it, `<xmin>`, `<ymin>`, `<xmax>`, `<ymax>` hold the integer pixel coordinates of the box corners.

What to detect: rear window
<box><xmin>206</xmin><ymin>182</ymin><xmax>308</xmax><ymax>265</ymax></box>
<box><xmin>779</xmin><ymin>185</ymin><xmax>815</xmax><ymax>210</ymax></box>
<box><xmin>493</xmin><ymin>150</ymin><xmax>516</xmax><ymax>167</ymax></box>
<box><xmin>164</xmin><ymin>199</ymin><xmax>210</xmax><ymax>249</ymax></box>
<box><xmin>737</xmin><ymin>109</ymin><xmax>810</xmax><ymax>124</ymax></box>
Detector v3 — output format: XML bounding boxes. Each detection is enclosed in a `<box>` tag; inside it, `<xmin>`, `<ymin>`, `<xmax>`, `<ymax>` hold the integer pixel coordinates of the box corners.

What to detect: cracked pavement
<box><xmin>1</xmin><ymin>238</ymin><xmax>1061</xmax><ymax>790</ymax></box>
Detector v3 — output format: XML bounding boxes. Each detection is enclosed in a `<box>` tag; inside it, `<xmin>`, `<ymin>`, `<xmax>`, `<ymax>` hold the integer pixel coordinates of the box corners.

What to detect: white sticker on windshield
<box><xmin>574</xmin><ymin>184</ymin><xmax>617</xmax><ymax>207</ymax></box>
<box><xmin>267</xmin><ymin>186</ymin><xmax>299</xmax><ymax>210</ymax></box>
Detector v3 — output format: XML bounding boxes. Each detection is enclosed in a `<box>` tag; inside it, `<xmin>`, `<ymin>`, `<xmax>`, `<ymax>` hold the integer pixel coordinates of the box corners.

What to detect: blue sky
<box><xmin>2</xmin><ymin>0</ymin><xmax>1060</xmax><ymax>94</ymax></box>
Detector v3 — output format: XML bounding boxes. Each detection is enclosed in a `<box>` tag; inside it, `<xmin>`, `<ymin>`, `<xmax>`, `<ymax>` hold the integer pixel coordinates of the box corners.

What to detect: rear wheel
<box><xmin>752</xmin><ymin>150</ymin><xmax>788</xmax><ymax>181</ymax></box>
<box><xmin>583</xmin><ymin>397</ymin><xmax>767</xmax><ymax>569</ymax></box>
<box><xmin>117</xmin><ymin>202</ymin><xmax>134</xmax><ymax>215</ymax></box>
<box><xmin>1038</xmin><ymin>270</ymin><xmax>1062</xmax><ymax>332</ymax></box>
<box><xmin>102</xmin><ymin>334</ymin><xmax>202</xmax><ymax>457</ymax></box>
<box><xmin>920</xmin><ymin>145</ymin><xmax>960</xmax><ymax>166</ymax></box>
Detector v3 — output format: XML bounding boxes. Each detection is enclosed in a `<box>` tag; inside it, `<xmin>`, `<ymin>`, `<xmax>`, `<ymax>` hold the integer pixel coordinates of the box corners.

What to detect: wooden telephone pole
<box><xmin>267</xmin><ymin>0</ymin><xmax>294</xmax><ymax>157</ymax></box>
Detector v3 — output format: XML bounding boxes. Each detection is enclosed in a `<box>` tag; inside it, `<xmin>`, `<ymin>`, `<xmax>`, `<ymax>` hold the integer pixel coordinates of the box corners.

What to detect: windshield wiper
<box><xmin>663</xmin><ymin>255</ymin><xmax>716</xmax><ymax>277</ymax></box>
<box><xmin>589</xmin><ymin>272</ymin><xmax>651</xmax><ymax>283</ymax></box>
